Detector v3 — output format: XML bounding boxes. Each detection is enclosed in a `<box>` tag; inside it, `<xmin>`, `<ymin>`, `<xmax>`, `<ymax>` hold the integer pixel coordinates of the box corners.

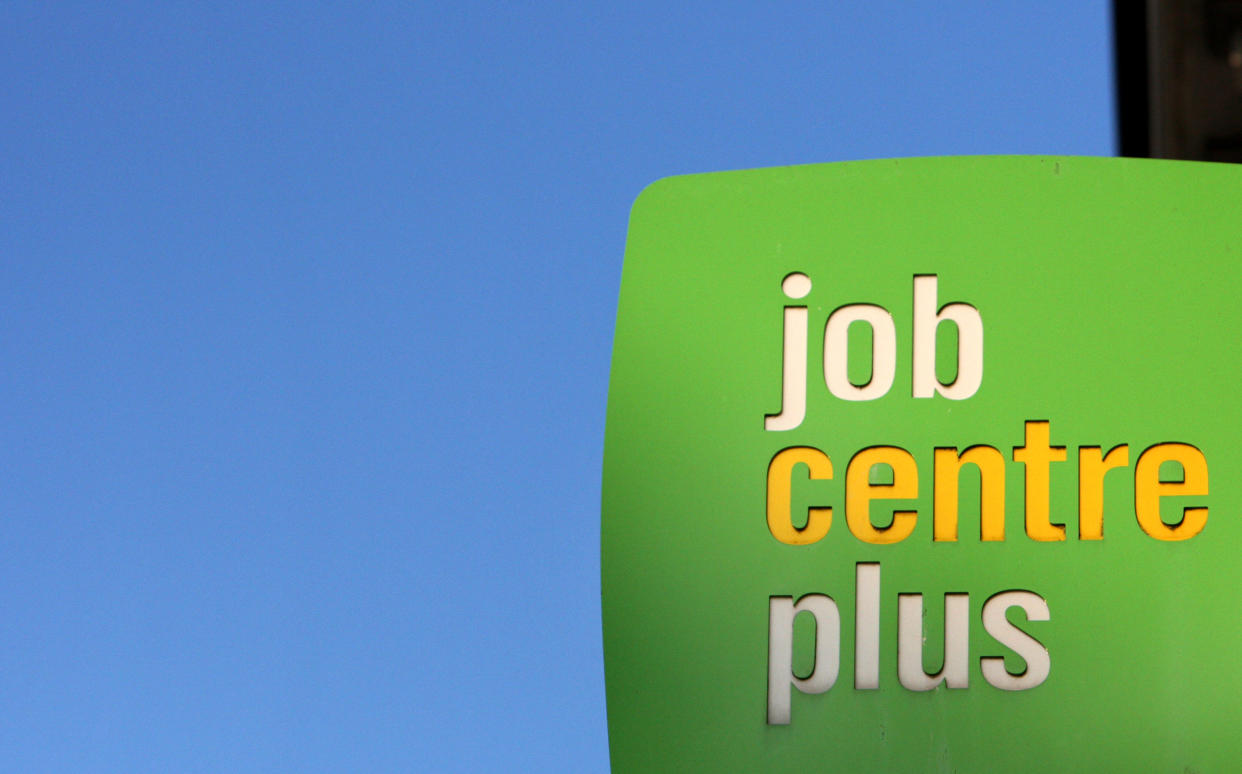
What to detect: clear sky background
<box><xmin>1</xmin><ymin>3</ymin><xmax>1112</xmax><ymax>771</ymax></box>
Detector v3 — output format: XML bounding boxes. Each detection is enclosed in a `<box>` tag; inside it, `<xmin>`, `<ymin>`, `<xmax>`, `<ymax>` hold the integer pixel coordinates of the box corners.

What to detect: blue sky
<box><xmin>0</xmin><ymin>3</ymin><xmax>1111</xmax><ymax>771</ymax></box>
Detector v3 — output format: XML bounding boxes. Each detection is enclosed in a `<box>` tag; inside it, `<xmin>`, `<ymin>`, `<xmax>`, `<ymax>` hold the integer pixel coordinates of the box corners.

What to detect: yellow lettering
<box><xmin>1134</xmin><ymin>443</ymin><xmax>1208</xmax><ymax>541</ymax></box>
<box><xmin>767</xmin><ymin>447</ymin><xmax>833</xmax><ymax>545</ymax></box>
<box><xmin>846</xmin><ymin>446</ymin><xmax>918</xmax><ymax>544</ymax></box>
<box><xmin>934</xmin><ymin>445</ymin><xmax>1006</xmax><ymax>542</ymax></box>
<box><xmin>1077</xmin><ymin>445</ymin><xmax>1129</xmax><ymax>540</ymax></box>
<box><xmin>1013</xmin><ymin>420</ymin><xmax>1066</xmax><ymax>541</ymax></box>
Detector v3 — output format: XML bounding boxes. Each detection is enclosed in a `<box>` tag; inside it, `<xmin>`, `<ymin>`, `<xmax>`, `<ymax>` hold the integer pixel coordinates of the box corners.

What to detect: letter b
<box><xmin>912</xmin><ymin>275</ymin><xmax>983</xmax><ymax>400</ymax></box>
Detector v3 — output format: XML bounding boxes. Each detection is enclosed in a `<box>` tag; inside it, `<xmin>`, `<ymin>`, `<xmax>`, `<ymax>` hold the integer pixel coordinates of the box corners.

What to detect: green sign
<box><xmin>602</xmin><ymin>157</ymin><xmax>1242</xmax><ymax>772</ymax></box>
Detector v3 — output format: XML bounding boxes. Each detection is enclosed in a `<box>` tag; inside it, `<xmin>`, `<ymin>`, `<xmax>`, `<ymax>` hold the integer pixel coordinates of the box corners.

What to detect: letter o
<box><xmin>824</xmin><ymin>304</ymin><xmax>896</xmax><ymax>401</ymax></box>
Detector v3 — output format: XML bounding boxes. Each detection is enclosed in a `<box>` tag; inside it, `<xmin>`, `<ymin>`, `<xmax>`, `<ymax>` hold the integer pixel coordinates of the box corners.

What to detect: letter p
<box><xmin>767</xmin><ymin>594</ymin><xmax>840</xmax><ymax>725</ymax></box>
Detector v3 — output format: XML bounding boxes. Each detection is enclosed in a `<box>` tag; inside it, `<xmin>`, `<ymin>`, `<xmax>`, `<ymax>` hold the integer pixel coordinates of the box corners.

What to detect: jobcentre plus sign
<box><xmin>603</xmin><ymin>157</ymin><xmax>1242</xmax><ymax>773</ymax></box>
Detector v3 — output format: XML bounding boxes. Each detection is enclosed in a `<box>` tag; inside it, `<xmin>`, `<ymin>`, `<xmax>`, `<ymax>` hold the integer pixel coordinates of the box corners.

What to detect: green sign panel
<box><xmin>602</xmin><ymin>157</ymin><xmax>1242</xmax><ymax>772</ymax></box>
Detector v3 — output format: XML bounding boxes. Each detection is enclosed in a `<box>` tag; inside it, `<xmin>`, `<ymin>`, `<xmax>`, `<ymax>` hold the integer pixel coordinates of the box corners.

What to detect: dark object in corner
<box><xmin>1113</xmin><ymin>0</ymin><xmax>1242</xmax><ymax>161</ymax></box>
